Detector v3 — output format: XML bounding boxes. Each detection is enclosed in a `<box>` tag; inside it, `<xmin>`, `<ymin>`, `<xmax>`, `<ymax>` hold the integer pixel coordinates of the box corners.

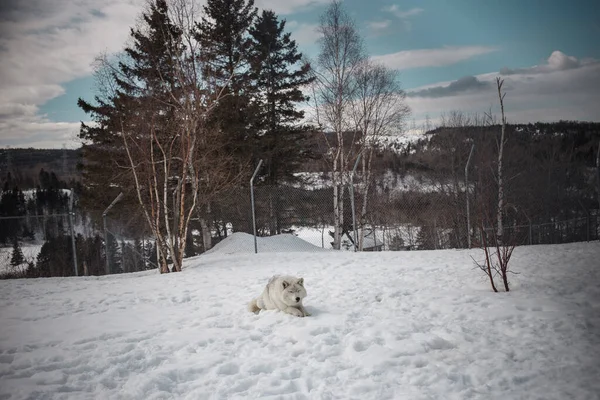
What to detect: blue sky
<box><xmin>1</xmin><ymin>0</ymin><xmax>599</xmax><ymax>148</ymax></box>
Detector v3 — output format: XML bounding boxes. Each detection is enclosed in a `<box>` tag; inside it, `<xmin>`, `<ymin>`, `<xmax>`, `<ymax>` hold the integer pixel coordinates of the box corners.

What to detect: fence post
<box><xmin>349</xmin><ymin>153</ymin><xmax>362</xmax><ymax>252</ymax></box>
<box><xmin>102</xmin><ymin>192</ymin><xmax>123</xmax><ymax>275</ymax></box>
<box><xmin>465</xmin><ymin>144</ymin><xmax>475</xmax><ymax>249</ymax></box>
<box><xmin>250</xmin><ymin>160</ymin><xmax>263</xmax><ymax>254</ymax></box>
<box><xmin>68</xmin><ymin>189</ymin><xmax>78</xmax><ymax>276</ymax></box>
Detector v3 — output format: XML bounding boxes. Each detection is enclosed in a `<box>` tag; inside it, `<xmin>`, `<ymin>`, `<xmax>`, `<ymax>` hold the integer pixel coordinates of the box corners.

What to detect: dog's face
<box><xmin>280</xmin><ymin>277</ymin><xmax>307</xmax><ymax>307</ymax></box>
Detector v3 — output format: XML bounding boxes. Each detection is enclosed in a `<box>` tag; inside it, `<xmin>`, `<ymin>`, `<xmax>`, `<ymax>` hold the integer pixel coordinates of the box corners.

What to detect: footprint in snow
<box><xmin>216</xmin><ymin>362</ymin><xmax>240</xmax><ymax>375</ymax></box>
<box><xmin>353</xmin><ymin>341</ymin><xmax>368</xmax><ymax>352</ymax></box>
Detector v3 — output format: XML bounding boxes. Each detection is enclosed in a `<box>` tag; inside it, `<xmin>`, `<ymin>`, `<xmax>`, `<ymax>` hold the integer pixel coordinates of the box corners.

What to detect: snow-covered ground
<box><xmin>1</xmin><ymin>234</ymin><xmax>599</xmax><ymax>399</ymax></box>
<box><xmin>291</xmin><ymin>170</ymin><xmax>442</xmax><ymax>194</ymax></box>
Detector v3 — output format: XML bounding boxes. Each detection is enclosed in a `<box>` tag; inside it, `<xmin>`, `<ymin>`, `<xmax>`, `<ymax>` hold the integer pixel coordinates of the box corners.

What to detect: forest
<box><xmin>2</xmin><ymin>119</ymin><xmax>599</xmax><ymax>278</ymax></box>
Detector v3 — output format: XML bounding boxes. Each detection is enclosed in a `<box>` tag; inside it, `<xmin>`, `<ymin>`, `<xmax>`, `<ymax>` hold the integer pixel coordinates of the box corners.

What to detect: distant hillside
<box><xmin>0</xmin><ymin>148</ymin><xmax>81</xmax><ymax>188</ymax></box>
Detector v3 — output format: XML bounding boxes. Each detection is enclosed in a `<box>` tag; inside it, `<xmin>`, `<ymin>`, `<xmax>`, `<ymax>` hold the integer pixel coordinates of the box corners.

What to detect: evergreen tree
<box><xmin>195</xmin><ymin>0</ymin><xmax>258</xmax><ymax>161</ymax></box>
<box><xmin>106</xmin><ymin>234</ymin><xmax>122</xmax><ymax>274</ymax></box>
<box><xmin>10</xmin><ymin>238</ymin><xmax>25</xmax><ymax>268</ymax></box>
<box><xmin>36</xmin><ymin>241</ymin><xmax>52</xmax><ymax>277</ymax></box>
<box><xmin>39</xmin><ymin>169</ymin><xmax>50</xmax><ymax>190</ymax></box>
<box><xmin>248</xmin><ymin>10</ymin><xmax>315</xmax><ymax>184</ymax></box>
<box><xmin>133</xmin><ymin>238</ymin><xmax>144</xmax><ymax>272</ymax></box>
<box><xmin>25</xmin><ymin>261</ymin><xmax>36</xmax><ymax>278</ymax></box>
<box><xmin>0</xmin><ymin>186</ymin><xmax>26</xmax><ymax>243</ymax></box>
<box><xmin>147</xmin><ymin>240</ymin><xmax>158</xmax><ymax>270</ymax></box>
<box><xmin>22</xmin><ymin>225</ymin><xmax>35</xmax><ymax>241</ymax></box>
<box><xmin>77</xmin><ymin>0</ymin><xmax>183</xmax><ymax>218</ymax></box>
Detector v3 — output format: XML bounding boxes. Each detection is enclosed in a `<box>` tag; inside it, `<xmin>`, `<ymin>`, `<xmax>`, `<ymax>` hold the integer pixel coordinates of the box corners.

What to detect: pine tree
<box><xmin>106</xmin><ymin>235</ymin><xmax>122</xmax><ymax>274</ymax></box>
<box><xmin>36</xmin><ymin>241</ymin><xmax>52</xmax><ymax>277</ymax></box>
<box><xmin>196</xmin><ymin>0</ymin><xmax>257</xmax><ymax>94</ymax></box>
<box><xmin>133</xmin><ymin>238</ymin><xmax>144</xmax><ymax>272</ymax></box>
<box><xmin>248</xmin><ymin>10</ymin><xmax>315</xmax><ymax>184</ymax></box>
<box><xmin>22</xmin><ymin>225</ymin><xmax>35</xmax><ymax>241</ymax></box>
<box><xmin>77</xmin><ymin>0</ymin><xmax>183</xmax><ymax>216</ymax></box>
<box><xmin>0</xmin><ymin>186</ymin><xmax>26</xmax><ymax>243</ymax></box>
<box><xmin>195</xmin><ymin>0</ymin><xmax>258</xmax><ymax>160</ymax></box>
<box><xmin>10</xmin><ymin>238</ymin><xmax>25</xmax><ymax>268</ymax></box>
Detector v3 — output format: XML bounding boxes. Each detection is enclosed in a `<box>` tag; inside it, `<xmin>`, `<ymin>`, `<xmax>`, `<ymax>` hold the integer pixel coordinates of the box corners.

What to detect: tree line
<box><xmin>76</xmin><ymin>0</ymin><xmax>410</xmax><ymax>271</ymax></box>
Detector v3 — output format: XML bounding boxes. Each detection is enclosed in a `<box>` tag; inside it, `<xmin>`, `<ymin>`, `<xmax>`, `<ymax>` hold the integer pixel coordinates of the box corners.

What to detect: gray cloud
<box><xmin>500</xmin><ymin>50</ymin><xmax>588</xmax><ymax>76</ymax></box>
<box><xmin>0</xmin><ymin>0</ymin><xmax>142</xmax><ymax>149</ymax></box>
<box><xmin>255</xmin><ymin>0</ymin><xmax>330</xmax><ymax>15</ymax></box>
<box><xmin>383</xmin><ymin>5</ymin><xmax>423</xmax><ymax>19</ymax></box>
<box><xmin>406</xmin><ymin>51</ymin><xmax>600</xmax><ymax>127</ymax></box>
<box><xmin>408</xmin><ymin>76</ymin><xmax>491</xmax><ymax>98</ymax></box>
<box><xmin>373</xmin><ymin>45</ymin><xmax>499</xmax><ymax>71</ymax></box>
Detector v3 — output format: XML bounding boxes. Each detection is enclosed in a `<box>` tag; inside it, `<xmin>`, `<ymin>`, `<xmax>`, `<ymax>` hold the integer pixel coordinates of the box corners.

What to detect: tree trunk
<box><xmin>332</xmin><ymin>150</ymin><xmax>342</xmax><ymax>249</ymax></box>
<box><xmin>596</xmin><ymin>143</ymin><xmax>600</xmax><ymax>210</ymax></box>
<box><xmin>496</xmin><ymin>78</ymin><xmax>506</xmax><ymax>242</ymax></box>
<box><xmin>359</xmin><ymin>149</ymin><xmax>374</xmax><ymax>251</ymax></box>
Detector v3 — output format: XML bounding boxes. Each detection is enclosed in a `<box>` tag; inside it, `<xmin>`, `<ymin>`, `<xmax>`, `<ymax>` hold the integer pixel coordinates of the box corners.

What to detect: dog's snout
<box><xmin>295</xmin><ymin>297</ymin><xmax>300</xmax><ymax>302</ymax></box>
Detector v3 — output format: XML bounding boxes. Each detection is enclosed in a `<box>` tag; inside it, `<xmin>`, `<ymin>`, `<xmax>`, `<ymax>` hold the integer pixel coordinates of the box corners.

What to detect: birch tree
<box><xmin>313</xmin><ymin>0</ymin><xmax>366</xmax><ymax>249</ymax></box>
<box><xmin>596</xmin><ymin>141</ymin><xmax>600</xmax><ymax>210</ymax></box>
<box><xmin>350</xmin><ymin>60</ymin><xmax>410</xmax><ymax>250</ymax></box>
<box><xmin>496</xmin><ymin>77</ymin><xmax>507</xmax><ymax>242</ymax></box>
<box><xmin>79</xmin><ymin>0</ymin><xmax>240</xmax><ymax>273</ymax></box>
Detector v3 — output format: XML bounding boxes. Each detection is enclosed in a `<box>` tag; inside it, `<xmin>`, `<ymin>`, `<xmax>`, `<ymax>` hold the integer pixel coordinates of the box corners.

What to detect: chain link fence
<box><xmin>0</xmin><ymin>212</ymin><xmax>78</xmax><ymax>278</ymax></box>
<box><xmin>244</xmin><ymin>173</ymin><xmax>600</xmax><ymax>253</ymax></box>
<box><xmin>2</xmin><ymin>178</ymin><xmax>598</xmax><ymax>277</ymax></box>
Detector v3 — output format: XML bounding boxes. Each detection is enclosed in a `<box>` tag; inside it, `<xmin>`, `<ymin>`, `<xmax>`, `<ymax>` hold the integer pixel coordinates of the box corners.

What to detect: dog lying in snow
<box><xmin>248</xmin><ymin>275</ymin><xmax>310</xmax><ymax>317</ymax></box>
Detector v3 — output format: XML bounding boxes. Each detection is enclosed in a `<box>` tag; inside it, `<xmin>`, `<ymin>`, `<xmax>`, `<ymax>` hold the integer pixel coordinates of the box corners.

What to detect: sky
<box><xmin>0</xmin><ymin>0</ymin><xmax>599</xmax><ymax>149</ymax></box>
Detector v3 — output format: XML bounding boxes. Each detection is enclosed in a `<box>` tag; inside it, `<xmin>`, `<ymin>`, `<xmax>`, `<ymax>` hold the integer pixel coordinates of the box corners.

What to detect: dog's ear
<box><xmin>282</xmin><ymin>281</ymin><xmax>289</xmax><ymax>289</ymax></box>
<box><xmin>297</xmin><ymin>278</ymin><xmax>304</xmax><ymax>286</ymax></box>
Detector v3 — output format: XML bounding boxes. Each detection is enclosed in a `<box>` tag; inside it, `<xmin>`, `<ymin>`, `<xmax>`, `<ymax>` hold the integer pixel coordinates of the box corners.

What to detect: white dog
<box><xmin>248</xmin><ymin>275</ymin><xmax>310</xmax><ymax>317</ymax></box>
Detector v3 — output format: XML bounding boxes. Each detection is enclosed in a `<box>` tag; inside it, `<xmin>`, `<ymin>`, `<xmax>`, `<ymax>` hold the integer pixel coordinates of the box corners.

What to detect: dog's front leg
<box><xmin>284</xmin><ymin>306</ymin><xmax>304</xmax><ymax>317</ymax></box>
<box><xmin>298</xmin><ymin>304</ymin><xmax>311</xmax><ymax>317</ymax></box>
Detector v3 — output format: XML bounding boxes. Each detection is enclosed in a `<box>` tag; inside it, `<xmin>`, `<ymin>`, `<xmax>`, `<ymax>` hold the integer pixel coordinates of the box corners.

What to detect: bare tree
<box><xmin>312</xmin><ymin>0</ymin><xmax>366</xmax><ymax>249</ymax></box>
<box><xmin>495</xmin><ymin>77</ymin><xmax>507</xmax><ymax>241</ymax></box>
<box><xmin>349</xmin><ymin>60</ymin><xmax>410</xmax><ymax>250</ymax></box>
<box><xmin>596</xmin><ymin>142</ymin><xmax>600</xmax><ymax>210</ymax></box>
<box><xmin>473</xmin><ymin>77</ymin><xmax>516</xmax><ymax>292</ymax></box>
<box><xmin>90</xmin><ymin>0</ymin><xmax>241</xmax><ymax>273</ymax></box>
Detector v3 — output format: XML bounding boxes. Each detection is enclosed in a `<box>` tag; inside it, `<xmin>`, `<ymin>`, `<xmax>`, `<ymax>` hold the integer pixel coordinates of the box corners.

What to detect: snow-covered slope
<box><xmin>205</xmin><ymin>232</ymin><xmax>329</xmax><ymax>255</ymax></box>
<box><xmin>1</xmin><ymin>238</ymin><xmax>599</xmax><ymax>399</ymax></box>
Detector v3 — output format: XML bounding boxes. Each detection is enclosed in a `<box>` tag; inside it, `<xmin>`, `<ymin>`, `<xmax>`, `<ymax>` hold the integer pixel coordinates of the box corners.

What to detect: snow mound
<box><xmin>206</xmin><ymin>232</ymin><xmax>329</xmax><ymax>255</ymax></box>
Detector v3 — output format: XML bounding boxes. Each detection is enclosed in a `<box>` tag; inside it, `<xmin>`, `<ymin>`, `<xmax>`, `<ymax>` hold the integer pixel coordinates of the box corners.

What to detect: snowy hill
<box><xmin>1</xmin><ymin>237</ymin><xmax>599</xmax><ymax>399</ymax></box>
<box><xmin>205</xmin><ymin>232</ymin><xmax>329</xmax><ymax>255</ymax></box>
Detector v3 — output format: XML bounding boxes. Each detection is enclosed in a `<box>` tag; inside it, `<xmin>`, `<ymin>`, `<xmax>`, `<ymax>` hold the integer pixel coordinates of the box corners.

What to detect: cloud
<box><xmin>0</xmin><ymin>116</ymin><xmax>81</xmax><ymax>149</ymax></box>
<box><xmin>408</xmin><ymin>76</ymin><xmax>491</xmax><ymax>98</ymax></box>
<box><xmin>255</xmin><ymin>0</ymin><xmax>330</xmax><ymax>15</ymax></box>
<box><xmin>373</xmin><ymin>45</ymin><xmax>499</xmax><ymax>70</ymax></box>
<box><xmin>405</xmin><ymin>51</ymin><xmax>600</xmax><ymax>126</ymax></box>
<box><xmin>0</xmin><ymin>0</ymin><xmax>143</xmax><ymax>149</ymax></box>
<box><xmin>383</xmin><ymin>5</ymin><xmax>424</xmax><ymax>19</ymax></box>
<box><xmin>367</xmin><ymin>19</ymin><xmax>392</xmax><ymax>33</ymax></box>
<box><xmin>286</xmin><ymin>21</ymin><xmax>320</xmax><ymax>48</ymax></box>
<box><xmin>500</xmin><ymin>50</ymin><xmax>591</xmax><ymax>75</ymax></box>
<box><xmin>377</xmin><ymin>5</ymin><xmax>423</xmax><ymax>31</ymax></box>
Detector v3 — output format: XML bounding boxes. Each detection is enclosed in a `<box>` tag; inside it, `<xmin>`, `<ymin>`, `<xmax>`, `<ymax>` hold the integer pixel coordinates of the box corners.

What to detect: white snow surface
<box><xmin>206</xmin><ymin>232</ymin><xmax>329</xmax><ymax>255</ymax></box>
<box><xmin>1</xmin><ymin>236</ymin><xmax>599</xmax><ymax>400</ymax></box>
